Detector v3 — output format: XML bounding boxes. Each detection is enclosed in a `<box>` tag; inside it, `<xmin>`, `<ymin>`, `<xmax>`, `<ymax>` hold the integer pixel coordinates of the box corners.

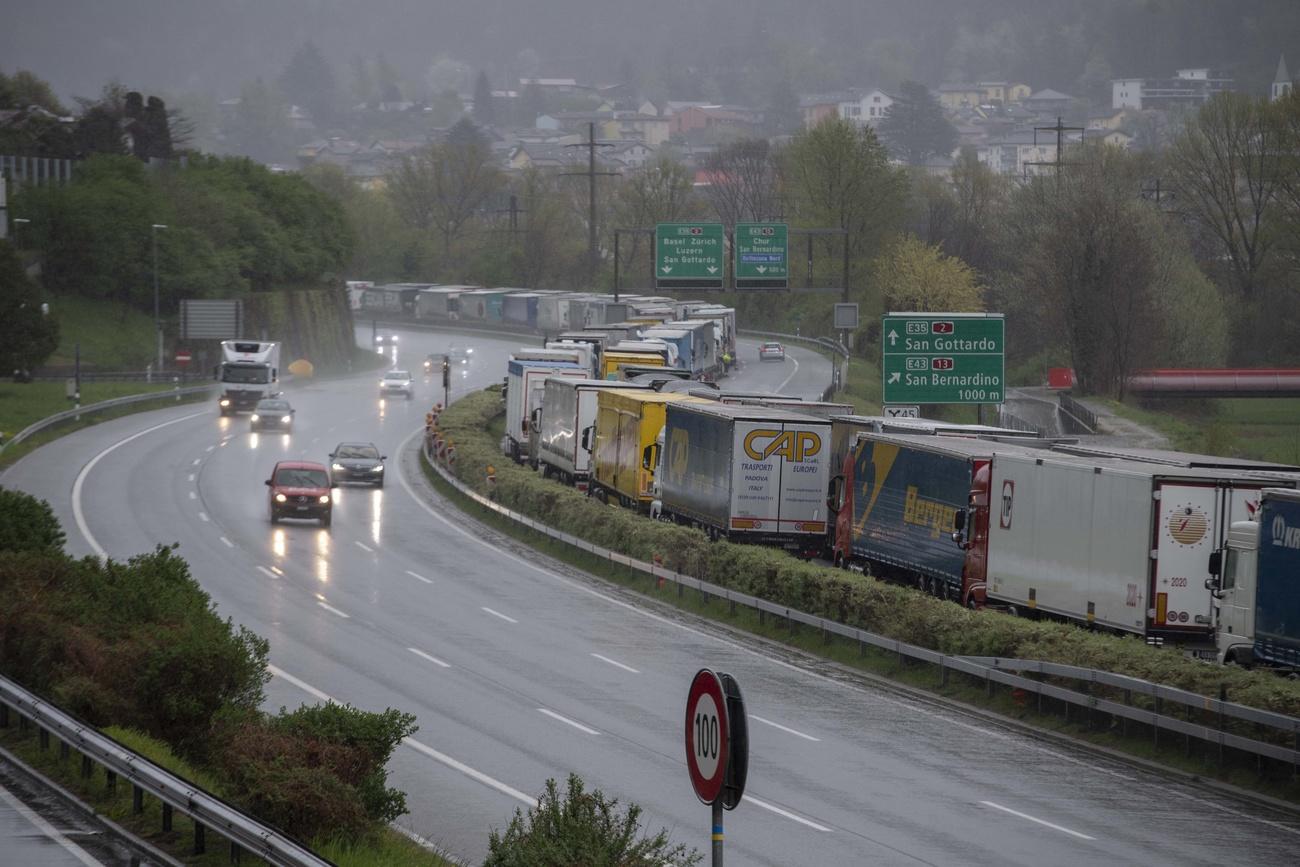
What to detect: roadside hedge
<box><xmin>435</xmin><ymin>387</ymin><xmax>1300</xmax><ymax>721</ymax></box>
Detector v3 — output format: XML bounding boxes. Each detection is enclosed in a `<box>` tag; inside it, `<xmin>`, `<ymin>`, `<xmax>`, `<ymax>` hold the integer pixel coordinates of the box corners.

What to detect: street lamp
<box><xmin>9</xmin><ymin>217</ymin><xmax>29</xmax><ymax>243</ymax></box>
<box><xmin>151</xmin><ymin>223</ymin><xmax>168</xmax><ymax>371</ymax></box>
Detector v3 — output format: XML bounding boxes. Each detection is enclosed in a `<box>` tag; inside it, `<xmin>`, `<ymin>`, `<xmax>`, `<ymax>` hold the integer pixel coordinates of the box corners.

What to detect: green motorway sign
<box><xmin>656</xmin><ymin>222</ymin><xmax>725</xmax><ymax>289</ymax></box>
<box><xmin>734</xmin><ymin>222</ymin><xmax>788</xmax><ymax>287</ymax></box>
<box><xmin>881</xmin><ymin>313</ymin><xmax>1005</xmax><ymax>404</ymax></box>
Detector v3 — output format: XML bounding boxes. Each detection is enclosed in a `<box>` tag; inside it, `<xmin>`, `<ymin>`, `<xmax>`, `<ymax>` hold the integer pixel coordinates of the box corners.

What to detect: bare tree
<box><xmin>700</xmin><ymin>138</ymin><xmax>782</xmax><ymax>226</ymax></box>
<box><xmin>611</xmin><ymin>156</ymin><xmax>703</xmax><ymax>277</ymax></box>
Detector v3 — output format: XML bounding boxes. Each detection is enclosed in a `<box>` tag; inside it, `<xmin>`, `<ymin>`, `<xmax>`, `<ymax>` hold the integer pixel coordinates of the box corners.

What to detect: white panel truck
<box><xmin>217</xmin><ymin>340</ymin><xmax>281</xmax><ymax>415</ymax></box>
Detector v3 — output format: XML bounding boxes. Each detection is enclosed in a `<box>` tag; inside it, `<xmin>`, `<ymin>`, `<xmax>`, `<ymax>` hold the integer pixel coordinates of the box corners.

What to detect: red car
<box><xmin>266</xmin><ymin>460</ymin><xmax>335</xmax><ymax>526</ymax></box>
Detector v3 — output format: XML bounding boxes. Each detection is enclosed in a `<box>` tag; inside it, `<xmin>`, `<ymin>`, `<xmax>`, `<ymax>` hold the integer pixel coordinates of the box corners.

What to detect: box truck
<box><xmin>588</xmin><ymin>389</ymin><xmax>705</xmax><ymax>510</ymax></box>
<box><xmin>536</xmin><ymin>378</ymin><xmax>651</xmax><ymax>488</ymax></box>
<box><xmin>654</xmin><ymin>402</ymin><xmax>832</xmax><ymax>553</ymax></box>
<box><xmin>1208</xmin><ymin>488</ymin><xmax>1300</xmax><ymax>667</ymax></box>
<box><xmin>217</xmin><ymin>340</ymin><xmax>280</xmax><ymax>415</ymax></box>
<box><xmin>503</xmin><ymin>350</ymin><xmax>587</xmax><ymax>462</ymax></box>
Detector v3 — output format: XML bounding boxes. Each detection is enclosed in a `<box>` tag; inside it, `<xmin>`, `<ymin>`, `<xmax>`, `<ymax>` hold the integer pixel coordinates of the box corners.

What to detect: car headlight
<box><xmin>274</xmin><ymin>493</ymin><xmax>287</xmax><ymax>503</ymax></box>
<box><xmin>391</xmin><ymin>336</ymin><xmax>398</xmax><ymax>342</ymax></box>
<box><xmin>280</xmin><ymin>415</ymin><xmax>291</xmax><ymax>424</ymax></box>
<box><xmin>318</xmin><ymin>495</ymin><xmax>330</xmax><ymax>504</ymax></box>
<box><xmin>332</xmin><ymin>463</ymin><xmax>345</xmax><ymax>471</ymax></box>
<box><xmin>250</xmin><ymin>413</ymin><xmax>260</xmax><ymax>421</ymax></box>
<box><xmin>372</xmin><ymin>464</ymin><xmax>384</xmax><ymax>472</ymax></box>
<box><xmin>219</xmin><ymin>398</ymin><xmax>230</xmax><ymax>406</ymax></box>
<box><xmin>466</xmin><ymin>347</ymin><xmax>473</xmax><ymax>354</ymax></box>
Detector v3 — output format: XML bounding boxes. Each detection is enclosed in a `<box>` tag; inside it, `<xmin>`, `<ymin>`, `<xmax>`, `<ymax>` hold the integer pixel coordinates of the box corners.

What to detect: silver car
<box><xmin>380</xmin><ymin>369</ymin><xmax>414</xmax><ymax>399</ymax></box>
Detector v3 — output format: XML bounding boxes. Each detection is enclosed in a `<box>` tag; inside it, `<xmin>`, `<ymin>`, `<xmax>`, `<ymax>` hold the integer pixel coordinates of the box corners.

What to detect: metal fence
<box><xmin>1058</xmin><ymin>392</ymin><xmax>1099</xmax><ymax>434</ymax></box>
<box><xmin>0</xmin><ymin>674</ymin><xmax>333</xmax><ymax>866</ymax></box>
<box><xmin>30</xmin><ymin>369</ymin><xmax>209</xmax><ymax>383</ymax></box>
<box><xmin>995</xmin><ymin>406</ymin><xmax>1045</xmax><ymax>436</ymax></box>
<box><xmin>0</xmin><ymin>385</ymin><xmax>213</xmax><ymax>455</ymax></box>
<box><xmin>422</xmin><ymin>444</ymin><xmax>1300</xmax><ymax>773</ymax></box>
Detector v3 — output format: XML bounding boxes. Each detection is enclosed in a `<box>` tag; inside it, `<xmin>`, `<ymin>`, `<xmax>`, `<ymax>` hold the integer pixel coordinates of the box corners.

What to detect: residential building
<box><xmin>799</xmin><ymin>94</ymin><xmax>843</xmax><ymax>129</ymax></box>
<box><xmin>669</xmin><ymin>104</ymin><xmax>762</xmax><ymax>137</ymax></box>
<box><xmin>1022</xmin><ymin>89</ymin><xmax>1075</xmax><ymax>118</ymax></box>
<box><xmin>837</xmin><ymin>88</ymin><xmax>895</xmax><ymax>128</ymax></box>
<box><xmin>1111</xmin><ymin>68</ymin><xmax>1233</xmax><ymax>110</ymax></box>
<box><xmin>937</xmin><ymin>82</ymin><xmax>985</xmax><ymax>110</ymax></box>
<box><xmin>977</xmin><ymin>128</ymin><xmax>1082</xmax><ymax>176</ymax></box>
<box><xmin>1273</xmin><ymin>55</ymin><xmax>1294</xmax><ymax>102</ymax></box>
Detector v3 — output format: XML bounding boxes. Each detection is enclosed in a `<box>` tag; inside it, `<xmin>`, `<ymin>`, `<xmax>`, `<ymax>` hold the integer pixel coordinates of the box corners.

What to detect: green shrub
<box><xmin>485</xmin><ymin>774</ymin><xmax>701</xmax><ymax>867</ymax></box>
<box><xmin>0</xmin><ymin>486</ymin><xmax>65</xmax><ymax>553</ymax></box>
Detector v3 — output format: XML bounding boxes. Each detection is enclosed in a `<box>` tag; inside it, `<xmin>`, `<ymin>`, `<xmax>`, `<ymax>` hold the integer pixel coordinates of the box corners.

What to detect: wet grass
<box><xmin>1104</xmin><ymin>397</ymin><xmax>1300</xmax><ymax>464</ymax></box>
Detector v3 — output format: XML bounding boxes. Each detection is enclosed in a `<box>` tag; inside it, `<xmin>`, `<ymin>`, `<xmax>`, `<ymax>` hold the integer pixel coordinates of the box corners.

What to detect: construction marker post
<box><xmin>685</xmin><ymin>669</ymin><xmax>747</xmax><ymax>866</ymax></box>
<box><xmin>442</xmin><ymin>355</ymin><xmax>451</xmax><ymax>407</ymax></box>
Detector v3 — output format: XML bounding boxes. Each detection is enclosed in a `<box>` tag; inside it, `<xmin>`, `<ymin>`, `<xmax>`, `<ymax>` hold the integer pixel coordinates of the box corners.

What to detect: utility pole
<box><xmin>151</xmin><ymin>223</ymin><xmax>168</xmax><ymax>372</ymax></box>
<box><xmin>1026</xmin><ymin>116</ymin><xmax>1084</xmax><ymax>184</ymax></box>
<box><xmin>490</xmin><ymin>194</ymin><xmax>526</xmax><ymax>242</ymax></box>
<box><xmin>563</xmin><ymin>122</ymin><xmax>615</xmax><ymax>288</ymax></box>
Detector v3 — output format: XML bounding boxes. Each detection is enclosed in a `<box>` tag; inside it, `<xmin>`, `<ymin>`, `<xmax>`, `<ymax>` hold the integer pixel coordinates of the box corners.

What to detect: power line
<box><xmin>562</xmin><ymin>122</ymin><xmax>617</xmax><ymax>287</ymax></box>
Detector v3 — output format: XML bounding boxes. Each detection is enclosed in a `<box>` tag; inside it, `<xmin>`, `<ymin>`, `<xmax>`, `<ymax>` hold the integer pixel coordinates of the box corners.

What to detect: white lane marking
<box><xmin>205</xmin><ymin>445</ymin><xmax>215</xmax><ymax>452</ymax></box>
<box><xmin>980</xmin><ymin>801</ymin><xmax>1095</xmax><ymax>841</ymax></box>
<box><xmin>269</xmin><ymin>565</ymin><xmax>284</xmax><ymax>576</ymax></box>
<box><xmin>354</xmin><ymin>540</ymin><xmax>375</xmax><ymax>553</ymax></box>
<box><xmin>538</xmin><ymin>708</ymin><xmax>600</xmax><ymax>735</ymax></box>
<box><xmin>192</xmin><ymin>457</ymin><xmax>201</xmax><ymax>466</ymax></box>
<box><xmin>187</xmin><ymin>473</ymin><xmax>195</xmax><ymax>482</ymax></box>
<box><xmin>750</xmin><ymin>714</ymin><xmax>820</xmax><ymax>742</ymax></box>
<box><xmin>408</xmin><ymin>647</ymin><xmax>451</xmax><ymax>668</ymax></box>
<box><xmin>198</xmin><ymin>511</ymin><xmax>209</xmax><ymax>522</ymax></box>
<box><xmin>257</xmin><ymin>566</ymin><xmax>279</xmax><ymax>580</ymax></box>
<box><xmin>189</xmin><ymin>491</ymin><xmax>197</xmax><ymax>500</ymax></box>
<box><xmin>481</xmin><ymin>606</ymin><xmax>518</xmax><ymax>624</ymax></box>
<box><xmin>405</xmin><ymin>569</ymin><xmax>433</xmax><ymax>584</ymax></box>
<box><xmin>591</xmin><ymin>653</ymin><xmax>639</xmax><ymax>674</ymax></box>
<box><xmin>0</xmin><ymin>784</ymin><xmax>102</xmax><ymax>867</ymax></box>
<box><xmin>220</xmin><ymin>536</ymin><xmax>234</xmax><ymax>548</ymax></box>
<box><xmin>318</xmin><ymin>601</ymin><xmax>350</xmax><ymax>619</ymax></box>
<box><xmin>72</xmin><ymin>411</ymin><xmax>208</xmax><ymax>558</ymax></box>
<box><xmin>269</xmin><ymin>665</ymin><xmax>536</xmax><ymax>807</ymax></box>
<box><xmin>775</xmin><ymin>353</ymin><xmax>802</xmax><ymax>393</ymax></box>
<box><xmin>744</xmin><ymin>795</ymin><xmax>834</xmax><ymax>832</ymax></box>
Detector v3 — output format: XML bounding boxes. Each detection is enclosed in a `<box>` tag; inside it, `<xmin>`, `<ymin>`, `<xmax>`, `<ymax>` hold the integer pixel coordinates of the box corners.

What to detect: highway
<box><xmin>5</xmin><ymin>326</ymin><xmax>1299</xmax><ymax>865</ymax></box>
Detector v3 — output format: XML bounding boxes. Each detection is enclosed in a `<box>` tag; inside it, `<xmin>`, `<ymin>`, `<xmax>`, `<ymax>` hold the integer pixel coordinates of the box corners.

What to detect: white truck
<box><xmin>503</xmin><ymin>348</ymin><xmax>587</xmax><ymax>464</ymax></box>
<box><xmin>536</xmin><ymin>377</ymin><xmax>651</xmax><ymax>488</ymax></box>
<box><xmin>217</xmin><ymin>340</ymin><xmax>280</xmax><ymax>415</ymax></box>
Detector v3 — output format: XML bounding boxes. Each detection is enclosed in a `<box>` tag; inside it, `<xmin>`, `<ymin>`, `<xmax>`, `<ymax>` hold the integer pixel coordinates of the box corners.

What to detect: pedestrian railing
<box><xmin>0</xmin><ymin>673</ymin><xmax>334</xmax><ymax>866</ymax></box>
<box><xmin>0</xmin><ymin>385</ymin><xmax>213</xmax><ymax>456</ymax></box>
<box><xmin>1058</xmin><ymin>392</ymin><xmax>1098</xmax><ymax>434</ymax></box>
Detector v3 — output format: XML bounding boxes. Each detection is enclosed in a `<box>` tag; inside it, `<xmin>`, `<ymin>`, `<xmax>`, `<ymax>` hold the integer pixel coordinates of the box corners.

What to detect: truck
<box><xmin>971</xmin><ymin>451</ymin><xmax>1295</xmax><ymax>642</ymax></box>
<box><xmin>503</xmin><ymin>350</ymin><xmax>587</xmax><ymax>463</ymax></box>
<box><xmin>653</xmin><ymin>402</ymin><xmax>832</xmax><ymax>554</ymax></box>
<box><xmin>537</xmin><ymin>378</ymin><xmax>651</xmax><ymax>489</ymax></box>
<box><xmin>588</xmin><ymin>389</ymin><xmax>705</xmax><ymax>510</ymax></box>
<box><xmin>1208</xmin><ymin>488</ymin><xmax>1300</xmax><ymax>667</ymax></box>
<box><xmin>217</xmin><ymin>340</ymin><xmax>280</xmax><ymax>415</ymax></box>
<box><xmin>600</xmin><ymin>349</ymin><xmax>666</xmax><ymax>380</ymax></box>
<box><xmin>639</xmin><ymin>328</ymin><xmax>697</xmax><ymax>376</ymax></box>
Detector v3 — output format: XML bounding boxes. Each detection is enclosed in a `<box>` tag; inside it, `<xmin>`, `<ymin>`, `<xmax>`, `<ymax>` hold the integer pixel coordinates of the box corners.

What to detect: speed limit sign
<box><xmin>685</xmin><ymin>669</ymin><xmax>729</xmax><ymax>805</ymax></box>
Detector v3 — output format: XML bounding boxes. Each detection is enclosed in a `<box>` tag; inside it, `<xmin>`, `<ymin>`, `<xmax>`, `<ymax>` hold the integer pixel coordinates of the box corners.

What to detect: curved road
<box><xmin>4</xmin><ymin>329</ymin><xmax>1298</xmax><ymax>865</ymax></box>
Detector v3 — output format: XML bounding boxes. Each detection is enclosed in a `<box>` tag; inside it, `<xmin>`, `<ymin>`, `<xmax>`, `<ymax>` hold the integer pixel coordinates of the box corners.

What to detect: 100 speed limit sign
<box><xmin>685</xmin><ymin>669</ymin><xmax>729</xmax><ymax>805</ymax></box>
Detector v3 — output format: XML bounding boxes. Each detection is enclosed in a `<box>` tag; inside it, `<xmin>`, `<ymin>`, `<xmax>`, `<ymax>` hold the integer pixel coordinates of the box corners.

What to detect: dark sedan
<box><xmin>250</xmin><ymin>398</ymin><xmax>295</xmax><ymax>432</ymax></box>
<box><xmin>329</xmin><ymin>442</ymin><xmax>387</xmax><ymax>487</ymax></box>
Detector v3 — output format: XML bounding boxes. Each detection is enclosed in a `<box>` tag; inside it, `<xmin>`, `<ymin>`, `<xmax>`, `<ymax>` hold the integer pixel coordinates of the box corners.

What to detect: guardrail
<box><xmin>422</xmin><ymin>442</ymin><xmax>1300</xmax><ymax>775</ymax></box>
<box><xmin>739</xmin><ymin>329</ymin><xmax>848</xmax><ymax>402</ymax></box>
<box><xmin>30</xmin><ymin>370</ymin><xmax>210</xmax><ymax>383</ymax></box>
<box><xmin>995</xmin><ymin>406</ymin><xmax>1045</xmax><ymax>436</ymax></box>
<box><xmin>0</xmin><ymin>673</ymin><xmax>334</xmax><ymax>866</ymax></box>
<box><xmin>1058</xmin><ymin>392</ymin><xmax>1098</xmax><ymax>434</ymax></box>
<box><xmin>0</xmin><ymin>385</ymin><xmax>214</xmax><ymax>455</ymax></box>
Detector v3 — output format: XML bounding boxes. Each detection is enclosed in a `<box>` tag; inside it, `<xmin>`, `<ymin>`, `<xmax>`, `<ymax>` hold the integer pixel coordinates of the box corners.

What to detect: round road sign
<box><xmin>685</xmin><ymin>668</ymin><xmax>729</xmax><ymax>805</ymax></box>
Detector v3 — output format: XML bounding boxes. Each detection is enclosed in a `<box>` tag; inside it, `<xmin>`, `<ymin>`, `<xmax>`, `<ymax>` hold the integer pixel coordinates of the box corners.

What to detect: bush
<box><xmin>485</xmin><ymin>774</ymin><xmax>701</xmax><ymax>867</ymax></box>
<box><xmin>0</xmin><ymin>486</ymin><xmax>65</xmax><ymax>553</ymax></box>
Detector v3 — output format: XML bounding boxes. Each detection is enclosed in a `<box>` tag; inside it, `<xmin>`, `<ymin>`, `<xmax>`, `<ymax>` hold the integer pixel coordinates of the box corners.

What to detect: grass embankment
<box><xmin>47</xmin><ymin>295</ymin><xmax>158</xmax><ymax>369</ymax></box>
<box><xmin>1105</xmin><ymin>397</ymin><xmax>1300</xmax><ymax>464</ymax></box>
<box><xmin>429</xmin><ymin>387</ymin><xmax>1300</xmax><ymax>802</ymax></box>
<box><xmin>829</xmin><ymin>354</ymin><xmax>977</xmax><ymax>423</ymax></box>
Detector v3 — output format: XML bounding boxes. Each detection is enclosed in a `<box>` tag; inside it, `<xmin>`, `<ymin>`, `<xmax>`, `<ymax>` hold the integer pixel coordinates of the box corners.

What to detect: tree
<box><xmin>611</xmin><ymin>156</ymin><xmax>702</xmax><ymax>276</ymax></box>
<box><xmin>509</xmin><ymin>168</ymin><xmax>585</xmax><ymax>288</ymax></box>
<box><xmin>0</xmin><ymin>240</ymin><xmax>59</xmax><ymax>376</ymax></box>
<box><xmin>0</xmin><ymin>69</ymin><xmax>67</xmax><ymax>114</ymax></box>
<box><xmin>764</xmin><ymin>74</ymin><xmax>803</xmax><ymax>136</ymax></box>
<box><xmin>521</xmin><ymin>81</ymin><xmax>547</xmax><ymax>126</ymax></box>
<box><xmin>279</xmin><ymin>41</ymin><xmax>339</xmax><ymax>129</ymax></box>
<box><xmin>872</xmin><ymin>234</ymin><xmax>982</xmax><ymax>313</ymax></box>
<box><xmin>700</xmin><ymin>138</ymin><xmax>783</xmax><ymax>227</ymax></box>
<box><xmin>226</xmin><ymin>78</ymin><xmax>294</xmax><ymax>164</ymax></box>
<box><xmin>473</xmin><ymin>70</ymin><xmax>496</xmax><ymax>126</ymax></box>
<box><xmin>877</xmin><ymin>81</ymin><xmax>958</xmax><ymax>166</ymax></box>
<box><xmin>486</xmin><ymin>774</ymin><xmax>701</xmax><ymax>867</ymax></box>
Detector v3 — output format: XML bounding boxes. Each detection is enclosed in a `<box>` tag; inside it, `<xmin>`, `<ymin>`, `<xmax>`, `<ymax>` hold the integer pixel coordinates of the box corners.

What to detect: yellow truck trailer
<box><xmin>600</xmin><ymin>350</ymin><xmax>665</xmax><ymax>381</ymax></box>
<box><xmin>588</xmin><ymin>389</ymin><xmax>705</xmax><ymax>509</ymax></box>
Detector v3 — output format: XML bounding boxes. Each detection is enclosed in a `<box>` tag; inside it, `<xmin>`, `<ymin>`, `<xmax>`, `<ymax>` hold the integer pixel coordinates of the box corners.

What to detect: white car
<box><xmin>380</xmin><ymin>369</ymin><xmax>414</xmax><ymax>399</ymax></box>
<box><xmin>758</xmin><ymin>341</ymin><xmax>785</xmax><ymax>362</ymax></box>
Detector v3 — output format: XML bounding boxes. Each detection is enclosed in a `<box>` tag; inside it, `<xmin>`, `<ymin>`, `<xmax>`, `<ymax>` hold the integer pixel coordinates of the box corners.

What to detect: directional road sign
<box><xmin>656</xmin><ymin>222</ymin><xmax>725</xmax><ymax>289</ymax></box>
<box><xmin>882</xmin><ymin>313</ymin><xmax>1004</xmax><ymax>405</ymax></box>
<box><xmin>685</xmin><ymin>669</ymin><xmax>729</xmax><ymax>805</ymax></box>
<box><xmin>734</xmin><ymin>222</ymin><xmax>788</xmax><ymax>287</ymax></box>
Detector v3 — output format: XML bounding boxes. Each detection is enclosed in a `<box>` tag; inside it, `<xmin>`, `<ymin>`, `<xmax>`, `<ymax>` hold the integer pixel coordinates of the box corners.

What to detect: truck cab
<box><xmin>1208</xmin><ymin>520</ymin><xmax>1259</xmax><ymax>666</ymax></box>
<box><xmin>217</xmin><ymin>340</ymin><xmax>280</xmax><ymax>415</ymax></box>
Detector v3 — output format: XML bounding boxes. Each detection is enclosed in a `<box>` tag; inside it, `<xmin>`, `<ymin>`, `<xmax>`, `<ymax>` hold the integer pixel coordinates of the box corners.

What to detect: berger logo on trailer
<box><xmin>999</xmin><ymin>480</ymin><xmax>1014</xmax><ymax>529</ymax></box>
<box><xmin>1273</xmin><ymin>515</ymin><xmax>1300</xmax><ymax>550</ymax></box>
<box><xmin>742</xmin><ymin>429</ymin><xmax>823</xmax><ymax>463</ymax></box>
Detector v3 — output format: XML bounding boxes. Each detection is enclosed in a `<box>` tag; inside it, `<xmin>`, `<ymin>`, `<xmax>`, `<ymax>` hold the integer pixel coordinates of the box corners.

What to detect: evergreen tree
<box><xmin>472</xmin><ymin>70</ymin><xmax>496</xmax><ymax>126</ymax></box>
<box><xmin>877</xmin><ymin>81</ymin><xmax>958</xmax><ymax>166</ymax></box>
<box><xmin>0</xmin><ymin>240</ymin><xmax>59</xmax><ymax>377</ymax></box>
<box><xmin>280</xmin><ymin>41</ymin><xmax>339</xmax><ymax>129</ymax></box>
<box><xmin>521</xmin><ymin>81</ymin><xmax>546</xmax><ymax>126</ymax></box>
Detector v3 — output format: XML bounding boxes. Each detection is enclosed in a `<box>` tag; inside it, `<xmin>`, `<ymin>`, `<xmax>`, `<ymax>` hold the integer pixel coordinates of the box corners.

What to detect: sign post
<box><xmin>881</xmin><ymin>313</ymin><xmax>1004</xmax><ymax>406</ymax></box>
<box><xmin>686</xmin><ymin>669</ymin><xmax>747</xmax><ymax>867</ymax></box>
<box><xmin>733</xmin><ymin>222</ymin><xmax>788</xmax><ymax>288</ymax></box>
<box><xmin>656</xmin><ymin>223</ymin><xmax>725</xmax><ymax>289</ymax></box>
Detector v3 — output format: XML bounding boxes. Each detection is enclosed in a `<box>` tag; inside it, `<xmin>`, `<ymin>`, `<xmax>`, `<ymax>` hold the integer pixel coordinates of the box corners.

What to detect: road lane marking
<box><xmin>980</xmin><ymin>801</ymin><xmax>1094</xmax><ymax>841</ymax></box>
<box><xmin>257</xmin><ymin>566</ymin><xmax>279</xmax><ymax>580</ymax></box>
<box><xmin>192</xmin><ymin>458</ymin><xmax>201</xmax><ymax>466</ymax></box>
<box><xmin>205</xmin><ymin>445</ymin><xmax>215</xmax><ymax>452</ymax></box>
<box><xmin>269</xmin><ymin>565</ymin><xmax>284</xmax><ymax>575</ymax></box>
<box><xmin>187</xmin><ymin>473</ymin><xmax>195</xmax><ymax>482</ymax></box>
<box><xmin>776</xmin><ymin>353</ymin><xmax>802</xmax><ymax>393</ymax></box>
<box><xmin>408</xmin><ymin>647</ymin><xmax>451</xmax><ymax>668</ymax></box>
<box><xmin>538</xmin><ymin>708</ymin><xmax>600</xmax><ymax>735</ymax></box>
<box><xmin>405</xmin><ymin>570</ymin><xmax>433</xmax><ymax>584</ymax></box>
<box><xmin>317</xmin><ymin>601</ymin><xmax>350</xmax><ymax>618</ymax></box>
<box><xmin>268</xmin><ymin>665</ymin><xmax>537</xmax><ymax>807</ymax></box>
<box><xmin>0</xmin><ymin>784</ymin><xmax>102</xmax><ymax>867</ymax></box>
<box><xmin>591</xmin><ymin>653</ymin><xmax>639</xmax><ymax>674</ymax></box>
<box><xmin>198</xmin><ymin>511</ymin><xmax>209</xmax><ymax>522</ymax></box>
<box><xmin>354</xmin><ymin>540</ymin><xmax>374</xmax><ymax>553</ymax></box>
<box><xmin>481</xmin><ymin>607</ymin><xmax>517</xmax><ymax>624</ymax></box>
<box><xmin>189</xmin><ymin>491</ymin><xmax>197</xmax><ymax>499</ymax></box>
<box><xmin>744</xmin><ymin>795</ymin><xmax>833</xmax><ymax>832</ymax></box>
<box><xmin>71</xmin><ymin>411</ymin><xmax>208</xmax><ymax>558</ymax></box>
<box><xmin>750</xmin><ymin>714</ymin><xmax>820</xmax><ymax>742</ymax></box>
<box><xmin>220</xmin><ymin>536</ymin><xmax>234</xmax><ymax>547</ymax></box>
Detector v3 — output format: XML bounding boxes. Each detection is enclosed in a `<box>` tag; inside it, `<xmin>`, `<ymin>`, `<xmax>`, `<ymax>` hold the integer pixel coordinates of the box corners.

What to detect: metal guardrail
<box><xmin>1058</xmin><ymin>392</ymin><xmax>1098</xmax><ymax>434</ymax></box>
<box><xmin>0</xmin><ymin>385</ymin><xmax>214</xmax><ymax>455</ymax></box>
<box><xmin>995</xmin><ymin>406</ymin><xmax>1044</xmax><ymax>436</ymax></box>
<box><xmin>739</xmin><ymin>328</ymin><xmax>851</xmax><ymax>359</ymax></box>
<box><xmin>30</xmin><ymin>370</ymin><xmax>209</xmax><ymax>383</ymax></box>
<box><xmin>422</xmin><ymin>443</ymin><xmax>1300</xmax><ymax>772</ymax></box>
<box><xmin>0</xmin><ymin>674</ymin><xmax>334</xmax><ymax>866</ymax></box>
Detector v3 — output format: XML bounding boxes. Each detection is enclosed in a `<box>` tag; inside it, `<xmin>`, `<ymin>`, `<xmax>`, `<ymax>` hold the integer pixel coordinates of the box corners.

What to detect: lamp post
<box><xmin>151</xmin><ymin>223</ymin><xmax>168</xmax><ymax>372</ymax></box>
<box><xmin>10</xmin><ymin>217</ymin><xmax>30</xmax><ymax>243</ymax></box>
